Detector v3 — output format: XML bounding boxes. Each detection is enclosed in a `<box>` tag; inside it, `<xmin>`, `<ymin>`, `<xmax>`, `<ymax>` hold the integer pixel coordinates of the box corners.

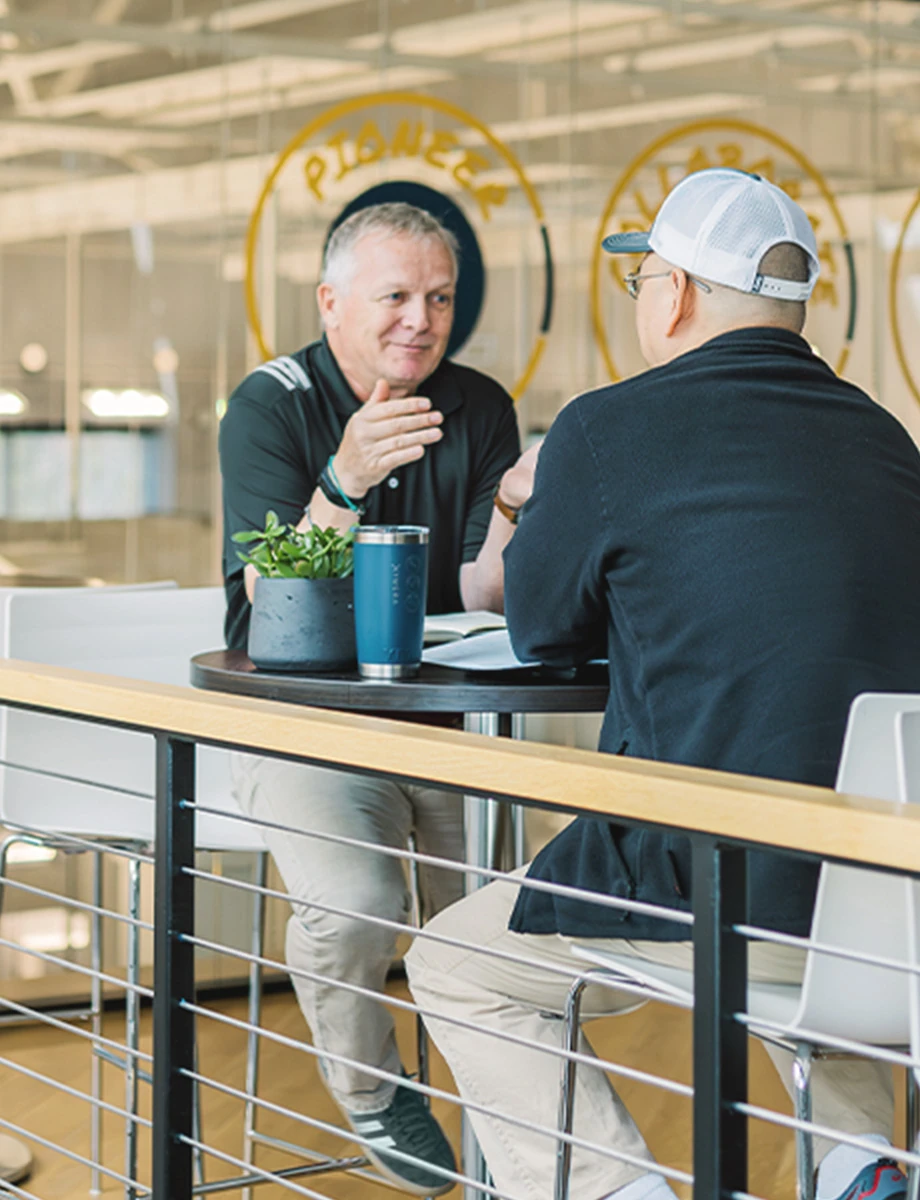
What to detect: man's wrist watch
<box><xmin>493</xmin><ymin>485</ymin><xmax>521</xmax><ymax>525</ymax></box>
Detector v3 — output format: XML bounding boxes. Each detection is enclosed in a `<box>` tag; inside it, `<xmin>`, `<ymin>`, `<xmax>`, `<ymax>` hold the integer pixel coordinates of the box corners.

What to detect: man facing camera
<box><xmin>220</xmin><ymin>202</ymin><xmax>529</xmax><ymax>1194</ymax></box>
<box><xmin>408</xmin><ymin>170</ymin><xmax>920</xmax><ymax>1200</ymax></box>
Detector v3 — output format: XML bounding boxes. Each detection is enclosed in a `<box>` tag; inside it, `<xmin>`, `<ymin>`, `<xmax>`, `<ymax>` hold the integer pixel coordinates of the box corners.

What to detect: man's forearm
<box><xmin>461</xmin><ymin>444</ymin><xmax>541</xmax><ymax>612</ymax></box>
<box><xmin>300</xmin><ymin>487</ymin><xmax>359</xmax><ymax>535</ymax></box>
<box><xmin>243</xmin><ymin>485</ymin><xmax>358</xmax><ymax>603</ymax></box>
<box><xmin>460</xmin><ymin>505</ymin><xmax>516</xmax><ymax>613</ymax></box>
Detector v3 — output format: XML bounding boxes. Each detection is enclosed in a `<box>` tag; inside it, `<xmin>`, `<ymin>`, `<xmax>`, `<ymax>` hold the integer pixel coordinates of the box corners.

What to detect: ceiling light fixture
<box><xmin>485</xmin><ymin>93</ymin><xmax>757</xmax><ymax>145</ymax></box>
<box><xmin>82</xmin><ymin>388</ymin><xmax>170</xmax><ymax>419</ymax></box>
<box><xmin>19</xmin><ymin>342</ymin><xmax>48</xmax><ymax>373</ymax></box>
<box><xmin>0</xmin><ymin>389</ymin><xmax>27</xmax><ymax>416</ymax></box>
<box><xmin>603</xmin><ymin>25</ymin><xmax>851</xmax><ymax>75</ymax></box>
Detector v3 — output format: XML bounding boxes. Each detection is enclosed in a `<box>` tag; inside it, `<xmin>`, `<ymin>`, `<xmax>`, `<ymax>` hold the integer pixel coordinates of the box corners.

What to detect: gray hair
<box><xmin>322</xmin><ymin>202</ymin><xmax>460</xmax><ymax>292</ymax></box>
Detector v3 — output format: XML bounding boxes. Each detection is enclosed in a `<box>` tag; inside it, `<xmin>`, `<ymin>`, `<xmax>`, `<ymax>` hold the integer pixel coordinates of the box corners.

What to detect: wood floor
<box><xmin>0</xmin><ymin>979</ymin><xmax>907</xmax><ymax>1199</ymax></box>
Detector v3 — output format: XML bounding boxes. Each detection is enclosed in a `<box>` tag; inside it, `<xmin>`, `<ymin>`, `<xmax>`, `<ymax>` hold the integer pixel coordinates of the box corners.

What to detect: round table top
<box><xmin>191</xmin><ymin>649</ymin><xmax>609</xmax><ymax>714</ymax></box>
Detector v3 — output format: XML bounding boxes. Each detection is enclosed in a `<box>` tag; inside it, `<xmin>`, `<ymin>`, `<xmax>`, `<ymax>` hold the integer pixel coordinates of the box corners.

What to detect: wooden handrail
<box><xmin>1</xmin><ymin>658</ymin><xmax>919</xmax><ymax>872</ymax></box>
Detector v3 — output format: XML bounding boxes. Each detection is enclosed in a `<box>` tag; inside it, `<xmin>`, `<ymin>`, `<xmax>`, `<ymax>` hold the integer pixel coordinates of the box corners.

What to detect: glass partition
<box><xmin>0</xmin><ymin>0</ymin><xmax>916</xmax><ymax>580</ymax></box>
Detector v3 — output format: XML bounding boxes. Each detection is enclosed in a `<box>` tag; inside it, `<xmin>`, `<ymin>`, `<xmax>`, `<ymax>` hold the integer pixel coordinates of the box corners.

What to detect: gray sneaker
<box><xmin>346</xmin><ymin>1077</ymin><xmax>456</xmax><ymax>1196</ymax></box>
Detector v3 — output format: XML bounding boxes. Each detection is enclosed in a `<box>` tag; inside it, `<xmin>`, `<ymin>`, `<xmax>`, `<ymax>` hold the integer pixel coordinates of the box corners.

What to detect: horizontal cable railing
<box><xmin>190</xmin><ymin>798</ymin><xmax>698</xmax><ymax>925</ymax></box>
<box><xmin>1</xmin><ymin>659</ymin><xmax>920</xmax><ymax>1200</ymax></box>
<box><xmin>3</xmin><ymin>659</ymin><xmax>920</xmax><ymax>869</ymax></box>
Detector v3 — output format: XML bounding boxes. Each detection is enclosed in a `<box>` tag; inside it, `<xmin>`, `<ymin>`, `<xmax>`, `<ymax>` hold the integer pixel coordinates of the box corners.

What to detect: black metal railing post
<box><xmin>692</xmin><ymin>838</ymin><xmax>748</xmax><ymax>1200</ymax></box>
<box><xmin>152</xmin><ymin>734</ymin><xmax>196</xmax><ymax>1200</ymax></box>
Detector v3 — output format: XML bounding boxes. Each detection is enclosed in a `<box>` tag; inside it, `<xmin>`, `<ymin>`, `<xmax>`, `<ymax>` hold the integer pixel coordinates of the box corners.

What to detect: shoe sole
<box><xmin>0</xmin><ymin>1164</ymin><xmax>31</xmax><ymax>1185</ymax></box>
<box><xmin>358</xmin><ymin>1140</ymin><xmax>455</xmax><ymax>1197</ymax></box>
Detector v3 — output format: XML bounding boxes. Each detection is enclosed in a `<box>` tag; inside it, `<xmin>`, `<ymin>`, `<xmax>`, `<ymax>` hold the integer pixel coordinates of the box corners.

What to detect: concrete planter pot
<box><xmin>247</xmin><ymin>575</ymin><xmax>356</xmax><ymax>672</ymax></box>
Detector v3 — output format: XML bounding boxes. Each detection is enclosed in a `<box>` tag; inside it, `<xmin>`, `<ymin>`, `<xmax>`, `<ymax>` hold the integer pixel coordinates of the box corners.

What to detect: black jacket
<box><xmin>505</xmin><ymin>328</ymin><xmax>920</xmax><ymax>939</ymax></box>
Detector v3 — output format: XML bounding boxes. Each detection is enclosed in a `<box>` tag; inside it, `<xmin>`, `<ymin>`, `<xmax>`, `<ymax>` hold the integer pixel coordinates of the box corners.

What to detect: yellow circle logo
<box><xmin>592</xmin><ymin>119</ymin><xmax>855</xmax><ymax>380</ymax></box>
<box><xmin>245</xmin><ymin>90</ymin><xmax>554</xmax><ymax>400</ymax></box>
<box><xmin>889</xmin><ymin>195</ymin><xmax>920</xmax><ymax>409</ymax></box>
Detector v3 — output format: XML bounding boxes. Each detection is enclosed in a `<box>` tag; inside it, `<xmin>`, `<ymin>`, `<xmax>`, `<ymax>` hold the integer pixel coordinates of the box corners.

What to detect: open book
<box><xmin>423</xmin><ymin>610</ymin><xmax>507</xmax><ymax>646</ymax></box>
<box><xmin>423</xmin><ymin>628</ymin><xmax>538</xmax><ymax>672</ymax></box>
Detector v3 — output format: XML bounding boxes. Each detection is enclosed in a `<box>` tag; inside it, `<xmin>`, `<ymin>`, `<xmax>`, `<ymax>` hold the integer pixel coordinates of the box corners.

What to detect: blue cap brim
<box><xmin>601</xmin><ymin>230</ymin><xmax>651</xmax><ymax>255</ymax></box>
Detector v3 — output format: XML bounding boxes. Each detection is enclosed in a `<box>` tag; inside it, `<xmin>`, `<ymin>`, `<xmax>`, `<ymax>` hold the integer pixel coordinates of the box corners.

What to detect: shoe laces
<box><xmin>386</xmin><ymin>1082</ymin><xmax>441</xmax><ymax>1147</ymax></box>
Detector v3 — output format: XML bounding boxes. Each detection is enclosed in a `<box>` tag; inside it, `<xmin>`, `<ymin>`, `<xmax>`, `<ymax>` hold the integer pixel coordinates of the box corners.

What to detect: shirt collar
<box><xmin>315</xmin><ymin>335</ymin><xmax>465</xmax><ymax>417</ymax></box>
<box><xmin>423</xmin><ymin>357</ymin><xmax>464</xmax><ymax>415</ymax></box>
<box><xmin>313</xmin><ymin>336</ymin><xmax>362</xmax><ymax>416</ymax></box>
<box><xmin>700</xmin><ymin>327</ymin><xmax>812</xmax><ymax>355</ymax></box>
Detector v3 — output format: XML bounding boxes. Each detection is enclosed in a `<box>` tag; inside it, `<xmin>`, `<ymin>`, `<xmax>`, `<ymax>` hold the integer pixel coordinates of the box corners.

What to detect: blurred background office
<box><xmin>2</xmin><ymin>0</ymin><xmax>919</xmax><ymax>587</ymax></box>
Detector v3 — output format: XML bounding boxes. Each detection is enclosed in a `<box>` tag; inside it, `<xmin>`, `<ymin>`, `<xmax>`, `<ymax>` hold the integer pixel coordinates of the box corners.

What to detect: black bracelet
<box><xmin>317</xmin><ymin>459</ymin><xmax>366</xmax><ymax>516</ymax></box>
<box><xmin>316</xmin><ymin>467</ymin><xmax>343</xmax><ymax>508</ymax></box>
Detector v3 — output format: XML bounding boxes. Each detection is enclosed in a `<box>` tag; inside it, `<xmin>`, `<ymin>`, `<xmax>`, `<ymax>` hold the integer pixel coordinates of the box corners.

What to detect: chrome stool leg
<box><xmin>237</xmin><ymin>831</ymin><xmax>436</xmax><ymax>1197</ymax></box>
<box><xmin>907</xmin><ymin>1069</ymin><xmax>920</xmax><ymax>1200</ymax></box>
<box><xmin>793</xmin><ymin>1042</ymin><xmax>815</xmax><ymax>1200</ymax></box>
<box><xmin>0</xmin><ymin>836</ymin><xmax>110</xmax><ymax>1194</ymax></box>
<box><xmin>407</xmin><ymin>831</ymin><xmax>435</xmax><ymax>1200</ymax></box>
<box><xmin>242</xmin><ymin>851</ymin><xmax>269</xmax><ymax>1200</ymax></box>
<box><xmin>124</xmin><ymin>855</ymin><xmax>141</xmax><ymax>1200</ymax></box>
<box><xmin>407</xmin><ymin>832</ymin><xmax>430</xmax><ymax>1098</ymax></box>
<box><xmin>191</xmin><ymin>1040</ymin><xmax>206</xmax><ymax>1187</ymax></box>
<box><xmin>90</xmin><ymin>849</ymin><xmax>103</xmax><ymax>1196</ymax></box>
<box><xmin>553</xmin><ymin>973</ymin><xmax>593</xmax><ymax>1200</ymax></box>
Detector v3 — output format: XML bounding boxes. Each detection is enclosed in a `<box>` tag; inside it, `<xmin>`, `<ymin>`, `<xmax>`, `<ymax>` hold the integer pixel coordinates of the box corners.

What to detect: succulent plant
<box><xmin>233</xmin><ymin>510</ymin><xmax>354</xmax><ymax>580</ymax></box>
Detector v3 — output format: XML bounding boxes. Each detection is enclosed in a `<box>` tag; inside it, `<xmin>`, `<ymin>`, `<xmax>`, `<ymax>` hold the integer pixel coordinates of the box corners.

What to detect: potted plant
<box><xmin>233</xmin><ymin>511</ymin><xmax>356</xmax><ymax>671</ymax></box>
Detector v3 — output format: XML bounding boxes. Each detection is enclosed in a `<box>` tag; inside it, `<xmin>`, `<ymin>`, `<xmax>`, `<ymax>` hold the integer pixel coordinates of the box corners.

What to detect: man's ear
<box><xmin>664</xmin><ymin>269</ymin><xmax>695</xmax><ymax>338</ymax></box>
<box><xmin>317</xmin><ymin>281</ymin><xmax>338</xmax><ymax>329</ymax></box>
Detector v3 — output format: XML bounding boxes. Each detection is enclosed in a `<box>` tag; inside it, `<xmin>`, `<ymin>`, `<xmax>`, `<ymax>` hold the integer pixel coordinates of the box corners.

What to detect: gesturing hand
<box><xmin>498</xmin><ymin>439</ymin><xmax>543</xmax><ymax>510</ymax></box>
<box><xmin>332</xmin><ymin>379</ymin><xmax>444</xmax><ymax>498</ymax></box>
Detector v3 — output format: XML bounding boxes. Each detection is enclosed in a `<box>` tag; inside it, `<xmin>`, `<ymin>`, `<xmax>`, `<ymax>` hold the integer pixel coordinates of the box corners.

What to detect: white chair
<box><xmin>554</xmin><ymin>692</ymin><xmax>920</xmax><ymax>1200</ymax></box>
<box><xmin>0</xmin><ymin>579</ymin><xmax>181</xmax><ymax>1190</ymax></box>
<box><xmin>1</xmin><ymin>584</ymin><xmax>430</xmax><ymax>1197</ymax></box>
<box><xmin>0</xmin><ymin>585</ymin><xmax>268</xmax><ymax>1197</ymax></box>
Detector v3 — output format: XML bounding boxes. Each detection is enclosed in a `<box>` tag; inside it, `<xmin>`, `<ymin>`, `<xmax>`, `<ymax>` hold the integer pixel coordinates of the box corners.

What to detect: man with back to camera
<box><xmin>219</xmin><ymin>202</ymin><xmax>534</xmax><ymax>1195</ymax></box>
<box><xmin>407</xmin><ymin>169</ymin><xmax>920</xmax><ymax>1200</ymax></box>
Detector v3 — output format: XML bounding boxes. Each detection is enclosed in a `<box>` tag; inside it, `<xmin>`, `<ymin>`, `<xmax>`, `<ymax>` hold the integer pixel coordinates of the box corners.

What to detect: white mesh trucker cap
<box><xmin>602</xmin><ymin>168</ymin><xmax>820</xmax><ymax>302</ymax></box>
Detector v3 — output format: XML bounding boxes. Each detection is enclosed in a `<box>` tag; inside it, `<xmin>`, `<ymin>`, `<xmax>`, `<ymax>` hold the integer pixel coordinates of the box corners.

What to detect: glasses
<box><xmin>623</xmin><ymin>269</ymin><xmax>713</xmax><ymax>300</ymax></box>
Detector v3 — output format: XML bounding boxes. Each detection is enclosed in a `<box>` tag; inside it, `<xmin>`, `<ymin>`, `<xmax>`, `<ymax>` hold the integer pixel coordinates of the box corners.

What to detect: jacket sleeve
<box><xmin>504</xmin><ymin>401</ymin><xmax>608</xmax><ymax>666</ymax></box>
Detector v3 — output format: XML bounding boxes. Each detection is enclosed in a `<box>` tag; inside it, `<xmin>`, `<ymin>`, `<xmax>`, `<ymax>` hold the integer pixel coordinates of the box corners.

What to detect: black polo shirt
<box><xmin>219</xmin><ymin>337</ymin><xmax>520</xmax><ymax>650</ymax></box>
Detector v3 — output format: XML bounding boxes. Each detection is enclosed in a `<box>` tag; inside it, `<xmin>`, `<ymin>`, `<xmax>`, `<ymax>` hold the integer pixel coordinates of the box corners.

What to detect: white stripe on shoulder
<box><xmin>255</xmin><ymin>362</ymin><xmax>297</xmax><ymax>391</ymax></box>
<box><xmin>268</xmin><ymin>356</ymin><xmax>298</xmax><ymax>387</ymax></box>
<box><xmin>278</xmin><ymin>355</ymin><xmax>312</xmax><ymax>390</ymax></box>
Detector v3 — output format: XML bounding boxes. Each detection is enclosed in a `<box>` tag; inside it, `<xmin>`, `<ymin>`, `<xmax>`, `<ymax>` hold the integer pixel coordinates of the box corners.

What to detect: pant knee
<box><xmin>287</xmin><ymin>885</ymin><xmax>406</xmax><ymax>962</ymax></box>
<box><xmin>405</xmin><ymin>915</ymin><xmax>456</xmax><ymax>997</ymax></box>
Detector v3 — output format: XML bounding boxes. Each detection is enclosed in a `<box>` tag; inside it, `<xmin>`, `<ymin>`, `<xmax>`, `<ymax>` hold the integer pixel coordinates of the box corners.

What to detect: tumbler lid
<box><xmin>355</xmin><ymin>525</ymin><xmax>429</xmax><ymax>545</ymax></box>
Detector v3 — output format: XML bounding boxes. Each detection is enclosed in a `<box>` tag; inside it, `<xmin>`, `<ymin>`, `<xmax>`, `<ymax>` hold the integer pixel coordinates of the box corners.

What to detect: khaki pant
<box><xmin>406</xmin><ymin>869</ymin><xmax>893</xmax><ymax>1200</ymax></box>
<box><xmin>231</xmin><ymin>753</ymin><xmax>464</xmax><ymax>1112</ymax></box>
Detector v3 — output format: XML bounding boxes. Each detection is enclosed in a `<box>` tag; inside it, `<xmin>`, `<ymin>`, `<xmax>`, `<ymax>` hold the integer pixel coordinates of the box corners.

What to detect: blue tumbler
<box><xmin>353</xmin><ymin>526</ymin><xmax>429</xmax><ymax>679</ymax></box>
